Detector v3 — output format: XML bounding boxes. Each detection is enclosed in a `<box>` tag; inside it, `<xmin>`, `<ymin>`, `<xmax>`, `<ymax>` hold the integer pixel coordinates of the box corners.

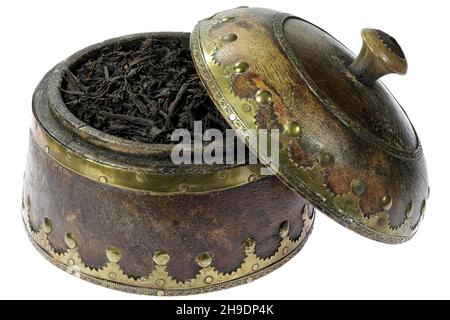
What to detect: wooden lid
<box><xmin>191</xmin><ymin>7</ymin><xmax>429</xmax><ymax>243</ymax></box>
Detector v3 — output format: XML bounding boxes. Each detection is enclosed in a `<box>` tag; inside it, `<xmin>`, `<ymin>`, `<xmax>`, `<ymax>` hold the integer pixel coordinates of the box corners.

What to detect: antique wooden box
<box><xmin>23</xmin><ymin>7</ymin><xmax>428</xmax><ymax>296</ymax></box>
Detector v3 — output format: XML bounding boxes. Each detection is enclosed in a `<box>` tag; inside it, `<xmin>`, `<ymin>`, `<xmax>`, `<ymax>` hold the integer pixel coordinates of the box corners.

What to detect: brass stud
<box><xmin>301</xmin><ymin>205</ymin><xmax>309</xmax><ymax>220</ymax></box>
<box><xmin>284</xmin><ymin>121</ymin><xmax>301</xmax><ymax>138</ymax></box>
<box><xmin>156</xmin><ymin>290</ymin><xmax>165</xmax><ymax>296</ymax></box>
<box><xmin>382</xmin><ymin>195</ymin><xmax>393</xmax><ymax>211</ymax></box>
<box><xmin>178</xmin><ymin>184</ymin><xmax>189</xmax><ymax>193</ymax></box>
<box><xmin>64</xmin><ymin>233</ymin><xmax>77</xmax><ymax>249</ymax></box>
<box><xmin>242</xmin><ymin>237</ymin><xmax>256</xmax><ymax>253</ymax></box>
<box><xmin>156</xmin><ymin>279</ymin><xmax>166</xmax><ymax>287</ymax></box>
<box><xmin>242</xmin><ymin>103</ymin><xmax>252</xmax><ymax>113</ymax></box>
<box><xmin>108</xmin><ymin>272</ymin><xmax>116</xmax><ymax>280</ymax></box>
<box><xmin>221</xmin><ymin>16</ymin><xmax>234</xmax><ymax>22</ymax></box>
<box><xmin>99</xmin><ymin>176</ymin><xmax>108</xmax><ymax>183</ymax></box>
<box><xmin>255</xmin><ymin>90</ymin><xmax>273</xmax><ymax>105</ymax></box>
<box><xmin>279</xmin><ymin>221</ymin><xmax>290</xmax><ymax>238</ymax></box>
<box><xmin>318</xmin><ymin>152</ymin><xmax>333</xmax><ymax>167</ymax></box>
<box><xmin>421</xmin><ymin>200</ymin><xmax>426</xmax><ymax>215</ymax></box>
<box><xmin>44</xmin><ymin>145</ymin><xmax>50</xmax><ymax>153</ymax></box>
<box><xmin>405</xmin><ymin>202</ymin><xmax>414</xmax><ymax>218</ymax></box>
<box><xmin>153</xmin><ymin>251</ymin><xmax>170</xmax><ymax>266</ymax></box>
<box><xmin>42</xmin><ymin>217</ymin><xmax>52</xmax><ymax>234</ymax></box>
<box><xmin>252</xmin><ymin>263</ymin><xmax>259</xmax><ymax>271</ymax></box>
<box><xmin>351</xmin><ymin>178</ymin><xmax>366</xmax><ymax>196</ymax></box>
<box><xmin>248</xmin><ymin>174</ymin><xmax>257</xmax><ymax>182</ymax></box>
<box><xmin>204</xmin><ymin>276</ymin><xmax>213</xmax><ymax>284</ymax></box>
<box><xmin>229</xmin><ymin>113</ymin><xmax>237</xmax><ymax>121</ymax></box>
<box><xmin>106</xmin><ymin>247</ymin><xmax>121</xmax><ymax>263</ymax></box>
<box><xmin>222</xmin><ymin>33</ymin><xmax>237</xmax><ymax>43</ymax></box>
<box><xmin>233</xmin><ymin>61</ymin><xmax>249</xmax><ymax>74</ymax></box>
<box><xmin>67</xmin><ymin>258</ymin><xmax>75</xmax><ymax>266</ymax></box>
<box><xmin>196</xmin><ymin>252</ymin><xmax>213</xmax><ymax>268</ymax></box>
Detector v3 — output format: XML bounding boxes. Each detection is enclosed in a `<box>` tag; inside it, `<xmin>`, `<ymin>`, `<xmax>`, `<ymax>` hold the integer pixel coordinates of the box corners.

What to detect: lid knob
<box><xmin>349</xmin><ymin>29</ymin><xmax>407</xmax><ymax>86</ymax></box>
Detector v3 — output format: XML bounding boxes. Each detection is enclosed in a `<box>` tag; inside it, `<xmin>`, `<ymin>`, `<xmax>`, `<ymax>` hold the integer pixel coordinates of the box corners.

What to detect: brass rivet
<box><xmin>246</xmin><ymin>276</ymin><xmax>254</xmax><ymax>283</ymax></box>
<box><xmin>43</xmin><ymin>217</ymin><xmax>52</xmax><ymax>234</ymax></box>
<box><xmin>64</xmin><ymin>233</ymin><xmax>77</xmax><ymax>249</ymax></box>
<box><xmin>279</xmin><ymin>221</ymin><xmax>289</xmax><ymax>238</ymax></box>
<box><xmin>255</xmin><ymin>90</ymin><xmax>273</xmax><ymax>105</ymax></box>
<box><xmin>282</xmin><ymin>247</ymin><xmax>289</xmax><ymax>255</ymax></box>
<box><xmin>204</xmin><ymin>276</ymin><xmax>213</xmax><ymax>284</ymax></box>
<box><xmin>421</xmin><ymin>200</ymin><xmax>426</xmax><ymax>215</ymax></box>
<box><xmin>233</xmin><ymin>61</ymin><xmax>249</xmax><ymax>74</ymax></box>
<box><xmin>156</xmin><ymin>279</ymin><xmax>166</xmax><ymax>287</ymax></box>
<box><xmin>229</xmin><ymin>113</ymin><xmax>237</xmax><ymax>121</ymax></box>
<box><xmin>242</xmin><ymin>103</ymin><xmax>252</xmax><ymax>113</ymax></box>
<box><xmin>157</xmin><ymin>290</ymin><xmax>165</xmax><ymax>296</ymax></box>
<box><xmin>153</xmin><ymin>251</ymin><xmax>170</xmax><ymax>266</ymax></box>
<box><xmin>196</xmin><ymin>252</ymin><xmax>213</xmax><ymax>268</ymax></box>
<box><xmin>351</xmin><ymin>178</ymin><xmax>366</xmax><ymax>196</ymax></box>
<box><xmin>99</xmin><ymin>176</ymin><xmax>108</xmax><ymax>183</ymax></box>
<box><xmin>68</xmin><ymin>258</ymin><xmax>75</xmax><ymax>266</ymax></box>
<box><xmin>284</xmin><ymin>121</ymin><xmax>301</xmax><ymax>138</ymax></box>
<box><xmin>382</xmin><ymin>195</ymin><xmax>393</xmax><ymax>211</ymax></box>
<box><xmin>406</xmin><ymin>202</ymin><xmax>414</xmax><ymax>218</ymax></box>
<box><xmin>248</xmin><ymin>174</ymin><xmax>257</xmax><ymax>182</ymax></box>
<box><xmin>252</xmin><ymin>263</ymin><xmax>259</xmax><ymax>271</ymax></box>
<box><xmin>66</xmin><ymin>154</ymin><xmax>72</xmax><ymax>161</ymax></box>
<box><xmin>222</xmin><ymin>33</ymin><xmax>237</xmax><ymax>43</ymax></box>
<box><xmin>136</xmin><ymin>172</ymin><xmax>145</xmax><ymax>183</ymax></box>
<box><xmin>108</xmin><ymin>272</ymin><xmax>116</xmax><ymax>280</ymax></box>
<box><xmin>179</xmin><ymin>184</ymin><xmax>189</xmax><ymax>193</ymax></box>
<box><xmin>221</xmin><ymin>16</ymin><xmax>234</xmax><ymax>22</ymax></box>
<box><xmin>242</xmin><ymin>237</ymin><xmax>256</xmax><ymax>253</ymax></box>
<box><xmin>106</xmin><ymin>247</ymin><xmax>121</xmax><ymax>263</ymax></box>
<box><xmin>318</xmin><ymin>152</ymin><xmax>333</xmax><ymax>167</ymax></box>
<box><xmin>301</xmin><ymin>205</ymin><xmax>310</xmax><ymax>220</ymax></box>
<box><xmin>44</xmin><ymin>145</ymin><xmax>50</xmax><ymax>153</ymax></box>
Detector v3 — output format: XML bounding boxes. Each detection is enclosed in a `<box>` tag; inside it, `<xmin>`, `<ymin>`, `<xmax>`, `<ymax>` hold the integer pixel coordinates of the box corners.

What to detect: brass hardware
<box><xmin>349</xmin><ymin>29</ymin><xmax>407</xmax><ymax>86</ymax></box>
<box><xmin>233</xmin><ymin>61</ymin><xmax>249</xmax><ymax>73</ymax></box>
<box><xmin>255</xmin><ymin>90</ymin><xmax>273</xmax><ymax>105</ymax></box>
<box><xmin>351</xmin><ymin>179</ymin><xmax>366</xmax><ymax>196</ymax></box>
<box><xmin>284</xmin><ymin>121</ymin><xmax>301</xmax><ymax>138</ymax></box>
<box><xmin>31</xmin><ymin>118</ymin><xmax>265</xmax><ymax>194</ymax></box>
<box><xmin>382</xmin><ymin>195</ymin><xmax>393</xmax><ymax>211</ymax></box>
<box><xmin>64</xmin><ymin>233</ymin><xmax>77</xmax><ymax>249</ymax></box>
<box><xmin>279</xmin><ymin>221</ymin><xmax>290</xmax><ymax>238</ymax></box>
<box><xmin>23</xmin><ymin>205</ymin><xmax>314</xmax><ymax>296</ymax></box>
<box><xmin>153</xmin><ymin>251</ymin><xmax>170</xmax><ymax>266</ymax></box>
<box><xmin>106</xmin><ymin>247</ymin><xmax>121</xmax><ymax>263</ymax></box>
<box><xmin>196</xmin><ymin>252</ymin><xmax>213</xmax><ymax>267</ymax></box>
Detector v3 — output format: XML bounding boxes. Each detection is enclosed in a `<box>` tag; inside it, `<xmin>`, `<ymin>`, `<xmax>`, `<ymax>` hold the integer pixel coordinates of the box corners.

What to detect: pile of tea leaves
<box><xmin>61</xmin><ymin>36</ymin><xmax>229</xmax><ymax>143</ymax></box>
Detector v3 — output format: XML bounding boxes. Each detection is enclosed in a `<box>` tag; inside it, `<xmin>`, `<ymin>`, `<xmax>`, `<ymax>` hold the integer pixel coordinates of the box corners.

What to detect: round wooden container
<box><xmin>23</xmin><ymin>32</ymin><xmax>314</xmax><ymax>296</ymax></box>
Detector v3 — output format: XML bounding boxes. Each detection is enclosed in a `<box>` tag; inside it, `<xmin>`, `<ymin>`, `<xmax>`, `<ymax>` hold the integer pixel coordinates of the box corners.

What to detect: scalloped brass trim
<box><xmin>22</xmin><ymin>204</ymin><xmax>314</xmax><ymax>296</ymax></box>
<box><xmin>31</xmin><ymin>117</ymin><xmax>265</xmax><ymax>194</ymax></box>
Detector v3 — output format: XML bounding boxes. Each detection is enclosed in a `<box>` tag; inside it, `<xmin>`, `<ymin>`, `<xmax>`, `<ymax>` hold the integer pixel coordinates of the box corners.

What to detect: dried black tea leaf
<box><xmin>61</xmin><ymin>36</ymin><xmax>230</xmax><ymax>144</ymax></box>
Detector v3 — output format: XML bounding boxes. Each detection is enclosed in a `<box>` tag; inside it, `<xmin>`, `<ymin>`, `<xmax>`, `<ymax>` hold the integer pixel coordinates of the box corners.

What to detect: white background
<box><xmin>0</xmin><ymin>0</ymin><xmax>448</xmax><ymax>300</ymax></box>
